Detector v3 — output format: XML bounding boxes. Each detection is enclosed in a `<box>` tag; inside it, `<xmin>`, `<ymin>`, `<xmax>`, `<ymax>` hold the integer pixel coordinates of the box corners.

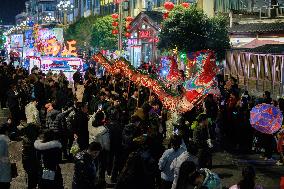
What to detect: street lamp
<box><xmin>57</xmin><ymin>0</ymin><xmax>74</xmax><ymax>25</ymax></box>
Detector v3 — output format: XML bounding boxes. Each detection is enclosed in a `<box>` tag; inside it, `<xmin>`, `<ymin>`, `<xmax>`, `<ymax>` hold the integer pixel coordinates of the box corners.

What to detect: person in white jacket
<box><xmin>158</xmin><ymin>135</ymin><xmax>186</xmax><ymax>189</ymax></box>
<box><xmin>0</xmin><ymin>126</ymin><xmax>11</xmax><ymax>189</ymax></box>
<box><xmin>25</xmin><ymin>98</ymin><xmax>40</xmax><ymax>125</ymax></box>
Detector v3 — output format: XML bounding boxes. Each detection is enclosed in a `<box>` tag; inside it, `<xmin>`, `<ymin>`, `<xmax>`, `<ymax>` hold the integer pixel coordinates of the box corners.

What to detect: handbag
<box><xmin>42</xmin><ymin>168</ymin><xmax>55</xmax><ymax>181</ymax></box>
<box><xmin>11</xmin><ymin>163</ymin><xmax>18</xmax><ymax>178</ymax></box>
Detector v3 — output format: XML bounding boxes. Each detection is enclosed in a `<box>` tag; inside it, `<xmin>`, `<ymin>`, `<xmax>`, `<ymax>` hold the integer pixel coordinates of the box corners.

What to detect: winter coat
<box><xmin>158</xmin><ymin>147</ymin><xmax>186</xmax><ymax>182</ymax></box>
<box><xmin>89</xmin><ymin>125</ymin><xmax>110</xmax><ymax>151</ymax></box>
<box><xmin>170</xmin><ymin>151</ymin><xmax>198</xmax><ymax>189</ymax></box>
<box><xmin>25</xmin><ymin>102</ymin><xmax>40</xmax><ymax>124</ymax></box>
<box><xmin>72</xmin><ymin>110</ymin><xmax>89</xmax><ymax>150</ymax></box>
<box><xmin>22</xmin><ymin>136</ymin><xmax>39</xmax><ymax>173</ymax></box>
<box><xmin>34</xmin><ymin>140</ymin><xmax>63</xmax><ymax>189</ymax></box>
<box><xmin>122</xmin><ymin>123</ymin><xmax>141</xmax><ymax>151</ymax></box>
<box><xmin>72</xmin><ymin>151</ymin><xmax>97</xmax><ymax>189</ymax></box>
<box><xmin>0</xmin><ymin>135</ymin><xmax>11</xmax><ymax>183</ymax></box>
<box><xmin>7</xmin><ymin>89</ymin><xmax>19</xmax><ymax>109</ymax></box>
<box><xmin>45</xmin><ymin>109</ymin><xmax>60</xmax><ymax>130</ymax></box>
<box><xmin>127</xmin><ymin>96</ymin><xmax>138</xmax><ymax>116</ymax></box>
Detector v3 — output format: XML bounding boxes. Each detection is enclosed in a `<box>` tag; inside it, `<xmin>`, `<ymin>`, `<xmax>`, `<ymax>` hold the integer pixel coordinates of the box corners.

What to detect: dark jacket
<box><xmin>45</xmin><ymin>109</ymin><xmax>60</xmax><ymax>130</ymax></box>
<box><xmin>72</xmin><ymin>151</ymin><xmax>97</xmax><ymax>189</ymax></box>
<box><xmin>73</xmin><ymin>109</ymin><xmax>89</xmax><ymax>150</ymax></box>
<box><xmin>34</xmin><ymin>140</ymin><xmax>63</xmax><ymax>189</ymax></box>
<box><xmin>7</xmin><ymin>89</ymin><xmax>19</xmax><ymax>109</ymax></box>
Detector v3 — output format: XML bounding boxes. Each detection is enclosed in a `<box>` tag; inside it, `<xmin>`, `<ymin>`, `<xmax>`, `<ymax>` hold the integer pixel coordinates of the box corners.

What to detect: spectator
<box><xmin>175</xmin><ymin>161</ymin><xmax>197</xmax><ymax>189</ymax></box>
<box><xmin>25</xmin><ymin>98</ymin><xmax>40</xmax><ymax>125</ymax></box>
<box><xmin>34</xmin><ymin>130</ymin><xmax>63</xmax><ymax>189</ymax></box>
<box><xmin>229</xmin><ymin>166</ymin><xmax>263</xmax><ymax>189</ymax></box>
<box><xmin>72</xmin><ymin>142</ymin><xmax>102</xmax><ymax>189</ymax></box>
<box><xmin>159</xmin><ymin>135</ymin><xmax>185</xmax><ymax>189</ymax></box>
<box><xmin>0</xmin><ymin>125</ymin><xmax>11</xmax><ymax>189</ymax></box>
<box><xmin>188</xmin><ymin>168</ymin><xmax>222</xmax><ymax>189</ymax></box>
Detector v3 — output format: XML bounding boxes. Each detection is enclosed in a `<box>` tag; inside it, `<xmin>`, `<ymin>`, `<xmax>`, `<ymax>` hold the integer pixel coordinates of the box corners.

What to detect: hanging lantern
<box><xmin>164</xmin><ymin>2</ymin><xmax>174</xmax><ymax>11</ymax></box>
<box><xmin>126</xmin><ymin>24</ymin><xmax>131</xmax><ymax>30</ymax></box>
<box><xmin>126</xmin><ymin>16</ymin><xmax>134</xmax><ymax>22</ymax></box>
<box><xmin>112</xmin><ymin>29</ymin><xmax>119</xmax><ymax>35</ymax></box>
<box><xmin>181</xmin><ymin>2</ymin><xmax>190</xmax><ymax>8</ymax></box>
<box><xmin>163</xmin><ymin>12</ymin><xmax>169</xmax><ymax>19</ymax></box>
<box><xmin>111</xmin><ymin>13</ymin><xmax>119</xmax><ymax>19</ymax></box>
<box><xmin>112</xmin><ymin>21</ymin><xmax>119</xmax><ymax>26</ymax></box>
<box><xmin>125</xmin><ymin>32</ymin><xmax>131</xmax><ymax>38</ymax></box>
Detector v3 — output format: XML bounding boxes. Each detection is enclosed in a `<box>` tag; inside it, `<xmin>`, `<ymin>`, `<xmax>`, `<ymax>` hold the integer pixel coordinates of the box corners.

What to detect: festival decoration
<box><xmin>93</xmin><ymin>52</ymin><xmax>193</xmax><ymax>112</ymax></box>
<box><xmin>181</xmin><ymin>2</ymin><xmax>190</xmax><ymax>8</ymax></box>
<box><xmin>250</xmin><ymin>104</ymin><xmax>283</xmax><ymax>135</ymax></box>
<box><xmin>183</xmin><ymin>50</ymin><xmax>218</xmax><ymax>101</ymax></box>
<box><xmin>111</xmin><ymin>13</ymin><xmax>119</xmax><ymax>19</ymax></box>
<box><xmin>167</xmin><ymin>56</ymin><xmax>180</xmax><ymax>83</ymax></box>
<box><xmin>125</xmin><ymin>16</ymin><xmax>133</xmax><ymax>38</ymax></box>
<box><xmin>112</xmin><ymin>13</ymin><xmax>119</xmax><ymax>36</ymax></box>
<box><xmin>164</xmin><ymin>2</ymin><xmax>175</xmax><ymax>11</ymax></box>
<box><xmin>163</xmin><ymin>12</ymin><xmax>169</xmax><ymax>19</ymax></box>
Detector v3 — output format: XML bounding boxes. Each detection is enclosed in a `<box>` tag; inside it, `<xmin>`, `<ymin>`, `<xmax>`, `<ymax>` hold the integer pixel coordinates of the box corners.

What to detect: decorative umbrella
<box><xmin>250</xmin><ymin>103</ymin><xmax>283</xmax><ymax>135</ymax></box>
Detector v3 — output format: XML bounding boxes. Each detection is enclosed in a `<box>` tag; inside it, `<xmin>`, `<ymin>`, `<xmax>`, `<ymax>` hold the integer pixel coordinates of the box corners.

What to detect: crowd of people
<box><xmin>0</xmin><ymin>61</ymin><xmax>282</xmax><ymax>189</ymax></box>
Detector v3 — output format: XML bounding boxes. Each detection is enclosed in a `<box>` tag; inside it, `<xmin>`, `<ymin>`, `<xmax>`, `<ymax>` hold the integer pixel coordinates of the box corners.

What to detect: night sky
<box><xmin>0</xmin><ymin>0</ymin><xmax>26</xmax><ymax>25</ymax></box>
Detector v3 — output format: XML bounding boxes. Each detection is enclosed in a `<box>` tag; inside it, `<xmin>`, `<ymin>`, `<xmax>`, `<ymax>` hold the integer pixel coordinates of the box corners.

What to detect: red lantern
<box><xmin>163</xmin><ymin>12</ymin><xmax>169</xmax><ymax>19</ymax></box>
<box><xmin>111</xmin><ymin>13</ymin><xmax>119</xmax><ymax>19</ymax></box>
<box><xmin>126</xmin><ymin>24</ymin><xmax>131</xmax><ymax>30</ymax></box>
<box><xmin>126</xmin><ymin>16</ymin><xmax>133</xmax><ymax>22</ymax></box>
<box><xmin>112</xmin><ymin>29</ymin><xmax>119</xmax><ymax>35</ymax></box>
<box><xmin>164</xmin><ymin>2</ymin><xmax>174</xmax><ymax>11</ymax></box>
<box><xmin>125</xmin><ymin>32</ymin><xmax>131</xmax><ymax>38</ymax></box>
<box><xmin>181</xmin><ymin>2</ymin><xmax>190</xmax><ymax>8</ymax></box>
<box><xmin>112</xmin><ymin>21</ymin><xmax>119</xmax><ymax>26</ymax></box>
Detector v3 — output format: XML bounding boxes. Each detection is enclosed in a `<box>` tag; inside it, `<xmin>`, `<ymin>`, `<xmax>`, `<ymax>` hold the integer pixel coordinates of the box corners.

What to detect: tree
<box><xmin>91</xmin><ymin>15</ymin><xmax>117</xmax><ymax>51</ymax></box>
<box><xmin>158</xmin><ymin>5</ymin><xmax>230</xmax><ymax>60</ymax></box>
<box><xmin>64</xmin><ymin>16</ymin><xmax>98</xmax><ymax>49</ymax></box>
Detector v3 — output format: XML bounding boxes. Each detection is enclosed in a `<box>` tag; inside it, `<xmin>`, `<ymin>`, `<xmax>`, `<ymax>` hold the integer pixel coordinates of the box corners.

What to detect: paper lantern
<box><xmin>112</xmin><ymin>21</ymin><xmax>119</xmax><ymax>27</ymax></box>
<box><xmin>125</xmin><ymin>32</ymin><xmax>131</xmax><ymax>38</ymax></box>
<box><xmin>126</xmin><ymin>24</ymin><xmax>131</xmax><ymax>30</ymax></box>
<box><xmin>164</xmin><ymin>2</ymin><xmax>175</xmax><ymax>11</ymax></box>
<box><xmin>181</xmin><ymin>2</ymin><xmax>190</xmax><ymax>8</ymax></box>
<box><xmin>112</xmin><ymin>29</ymin><xmax>119</xmax><ymax>35</ymax></box>
<box><xmin>111</xmin><ymin>13</ymin><xmax>119</xmax><ymax>19</ymax></box>
<box><xmin>163</xmin><ymin>12</ymin><xmax>169</xmax><ymax>19</ymax></box>
<box><xmin>126</xmin><ymin>16</ymin><xmax>133</xmax><ymax>22</ymax></box>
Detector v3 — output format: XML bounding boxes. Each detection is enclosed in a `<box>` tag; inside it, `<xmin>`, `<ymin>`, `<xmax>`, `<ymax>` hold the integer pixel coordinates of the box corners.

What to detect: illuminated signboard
<box><xmin>41</xmin><ymin>57</ymin><xmax>83</xmax><ymax>72</ymax></box>
<box><xmin>139</xmin><ymin>30</ymin><xmax>151</xmax><ymax>38</ymax></box>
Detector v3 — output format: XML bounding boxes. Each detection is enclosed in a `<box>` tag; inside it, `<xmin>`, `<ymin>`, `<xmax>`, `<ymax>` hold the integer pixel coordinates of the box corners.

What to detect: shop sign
<box><xmin>139</xmin><ymin>30</ymin><xmax>151</xmax><ymax>38</ymax></box>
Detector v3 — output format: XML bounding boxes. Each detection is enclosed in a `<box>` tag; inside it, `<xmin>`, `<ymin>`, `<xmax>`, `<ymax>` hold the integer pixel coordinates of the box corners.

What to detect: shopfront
<box><xmin>128</xmin><ymin>11</ymin><xmax>162</xmax><ymax>68</ymax></box>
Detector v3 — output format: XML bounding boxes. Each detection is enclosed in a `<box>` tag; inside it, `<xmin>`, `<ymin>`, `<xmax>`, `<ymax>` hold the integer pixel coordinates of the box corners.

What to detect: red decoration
<box><xmin>111</xmin><ymin>13</ymin><xmax>119</xmax><ymax>19</ymax></box>
<box><xmin>163</xmin><ymin>12</ymin><xmax>169</xmax><ymax>19</ymax></box>
<box><xmin>139</xmin><ymin>30</ymin><xmax>151</xmax><ymax>38</ymax></box>
<box><xmin>167</xmin><ymin>56</ymin><xmax>180</xmax><ymax>82</ymax></box>
<box><xmin>126</xmin><ymin>16</ymin><xmax>133</xmax><ymax>22</ymax></box>
<box><xmin>181</xmin><ymin>2</ymin><xmax>190</xmax><ymax>8</ymax></box>
<box><xmin>164</xmin><ymin>2</ymin><xmax>175</xmax><ymax>11</ymax></box>
<box><xmin>112</xmin><ymin>29</ymin><xmax>119</xmax><ymax>35</ymax></box>
<box><xmin>126</xmin><ymin>25</ymin><xmax>131</xmax><ymax>30</ymax></box>
<box><xmin>125</xmin><ymin>32</ymin><xmax>131</xmax><ymax>38</ymax></box>
<box><xmin>112</xmin><ymin>21</ymin><xmax>119</xmax><ymax>26</ymax></box>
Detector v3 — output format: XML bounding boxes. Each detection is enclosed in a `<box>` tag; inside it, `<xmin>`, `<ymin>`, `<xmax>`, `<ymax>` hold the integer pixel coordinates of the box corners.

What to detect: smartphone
<box><xmin>98</xmin><ymin>104</ymin><xmax>103</xmax><ymax>110</ymax></box>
